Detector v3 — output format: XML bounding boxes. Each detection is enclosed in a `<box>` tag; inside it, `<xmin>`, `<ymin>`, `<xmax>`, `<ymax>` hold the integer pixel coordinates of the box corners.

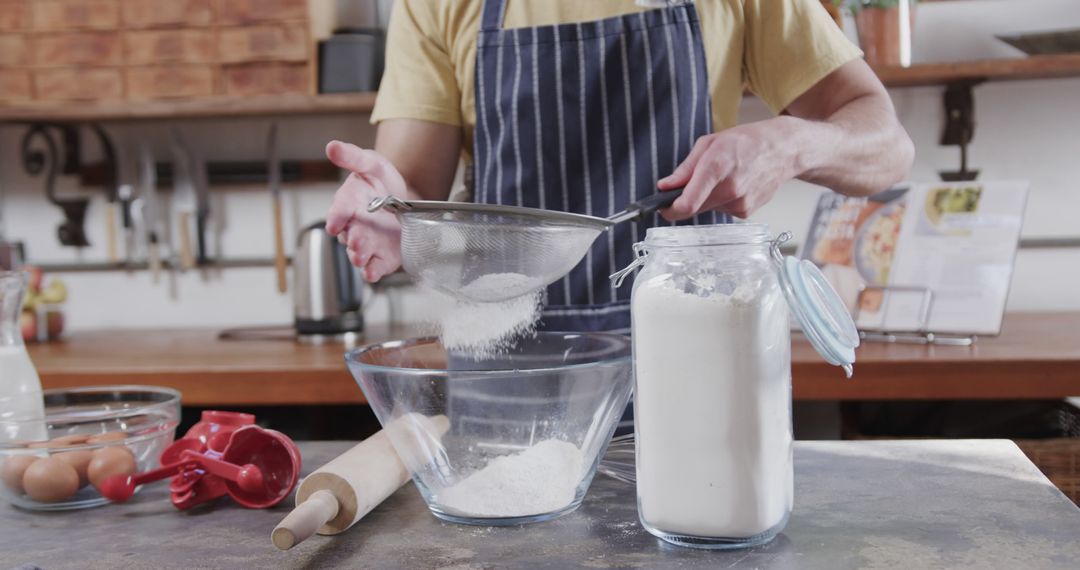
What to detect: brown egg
<box><xmin>1</xmin><ymin>455</ymin><xmax>38</xmax><ymax>494</ymax></box>
<box><xmin>50</xmin><ymin>434</ymin><xmax>91</xmax><ymax>446</ymax></box>
<box><xmin>22</xmin><ymin>457</ymin><xmax>80</xmax><ymax>502</ymax></box>
<box><xmin>88</xmin><ymin>446</ymin><xmax>137</xmax><ymax>490</ymax></box>
<box><xmin>87</xmin><ymin>432</ymin><xmax>128</xmax><ymax>444</ymax></box>
<box><xmin>54</xmin><ymin>450</ymin><xmax>94</xmax><ymax>488</ymax></box>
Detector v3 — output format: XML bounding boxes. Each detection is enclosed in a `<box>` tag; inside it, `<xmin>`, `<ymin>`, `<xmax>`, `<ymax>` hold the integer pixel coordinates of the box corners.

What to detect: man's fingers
<box><xmin>326</xmin><ymin>208</ymin><xmax>350</xmax><ymax>236</ymax></box>
<box><xmin>325</xmin><ymin>182</ymin><xmax>368</xmax><ymax>235</ymax></box>
<box><xmin>326</xmin><ymin>210</ymin><xmax>350</xmax><ymax>236</ymax></box>
<box><xmin>661</xmin><ymin>185</ymin><xmax>707</xmax><ymax>221</ymax></box>
<box><xmin>326</xmin><ymin>141</ymin><xmax>392</xmax><ymax>176</ymax></box>
<box><xmin>345</xmin><ymin>224</ymin><xmax>367</xmax><ymax>254</ymax></box>
<box><xmin>347</xmin><ymin>247</ymin><xmax>369</xmax><ymax>269</ymax></box>
<box><xmin>716</xmin><ymin>192</ymin><xmax>759</xmax><ymax>220</ymax></box>
<box><xmin>662</xmin><ymin>159</ymin><xmax>727</xmax><ymax>221</ymax></box>
<box><xmin>658</xmin><ymin>136</ymin><xmax>711</xmax><ymax>190</ymax></box>
<box><xmin>718</xmin><ymin>197</ymin><xmax>751</xmax><ymax>220</ymax></box>
<box><xmin>365</xmin><ymin>255</ymin><xmax>397</xmax><ymax>283</ymax></box>
<box><xmin>328</xmin><ymin>140</ymin><xmax>410</xmax><ymax>199</ymax></box>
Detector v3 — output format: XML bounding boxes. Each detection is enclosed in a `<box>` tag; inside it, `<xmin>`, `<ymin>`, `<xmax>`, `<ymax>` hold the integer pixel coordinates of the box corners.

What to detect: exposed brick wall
<box><xmin>0</xmin><ymin>0</ymin><xmax>311</xmax><ymax>101</ymax></box>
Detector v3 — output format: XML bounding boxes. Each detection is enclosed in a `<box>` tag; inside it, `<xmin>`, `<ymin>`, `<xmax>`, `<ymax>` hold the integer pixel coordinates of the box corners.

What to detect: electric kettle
<box><xmin>292</xmin><ymin>221</ymin><xmax>363</xmax><ymax>340</ymax></box>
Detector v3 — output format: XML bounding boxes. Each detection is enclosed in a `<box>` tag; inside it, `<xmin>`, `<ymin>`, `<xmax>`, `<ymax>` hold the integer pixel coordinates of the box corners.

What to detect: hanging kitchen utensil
<box><xmin>366</xmin><ymin>189</ymin><xmax>683</xmax><ymax>303</ymax></box>
<box><xmin>137</xmin><ymin>145</ymin><xmax>164</xmax><ymax>282</ymax></box>
<box><xmin>88</xmin><ymin>125</ymin><xmax>139</xmax><ymax>263</ymax></box>
<box><xmin>169</xmin><ymin>129</ymin><xmax>197</xmax><ymax>270</ymax></box>
<box><xmin>190</xmin><ymin>141</ymin><xmax>212</xmax><ymax>267</ymax></box>
<box><xmin>110</xmin><ymin>141</ymin><xmax>139</xmax><ymax>265</ymax></box>
<box><xmin>20</xmin><ymin>125</ymin><xmax>91</xmax><ymax>248</ymax></box>
<box><xmin>267</xmin><ymin>123</ymin><xmax>288</xmax><ymax>293</ymax></box>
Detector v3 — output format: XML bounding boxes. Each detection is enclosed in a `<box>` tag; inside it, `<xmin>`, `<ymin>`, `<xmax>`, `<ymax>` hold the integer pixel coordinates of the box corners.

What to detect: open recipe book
<box><xmin>798</xmin><ymin>181</ymin><xmax>1029</xmax><ymax>337</ymax></box>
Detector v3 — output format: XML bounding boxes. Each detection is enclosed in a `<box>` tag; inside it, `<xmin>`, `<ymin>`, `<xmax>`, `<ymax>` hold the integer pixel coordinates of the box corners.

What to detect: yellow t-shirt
<box><xmin>372</xmin><ymin>0</ymin><xmax>861</xmax><ymax>161</ymax></box>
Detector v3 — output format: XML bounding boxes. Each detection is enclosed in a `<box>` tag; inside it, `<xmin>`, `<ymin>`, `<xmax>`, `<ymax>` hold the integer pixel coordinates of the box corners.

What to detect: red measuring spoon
<box><xmin>99</xmin><ymin>446</ymin><xmax>201</xmax><ymax>503</ymax></box>
<box><xmin>179</xmin><ymin>449</ymin><xmax>265</xmax><ymax>494</ymax></box>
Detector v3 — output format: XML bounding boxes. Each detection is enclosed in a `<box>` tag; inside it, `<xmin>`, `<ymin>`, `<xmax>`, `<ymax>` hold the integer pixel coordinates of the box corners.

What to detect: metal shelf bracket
<box><xmin>939</xmin><ymin>80</ymin><xmax>983</xmax><ymax>182</ymax></box>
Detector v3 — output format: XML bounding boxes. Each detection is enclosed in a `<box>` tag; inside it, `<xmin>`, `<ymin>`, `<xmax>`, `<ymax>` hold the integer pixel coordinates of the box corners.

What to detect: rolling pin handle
<box><xmin>272</xmin><ymin>489</ymin><xmax>341</xmax><ymax>551</ymax></box>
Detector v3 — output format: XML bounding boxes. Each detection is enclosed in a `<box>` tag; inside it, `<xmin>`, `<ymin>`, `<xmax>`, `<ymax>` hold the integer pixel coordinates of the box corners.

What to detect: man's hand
<box><xmin>324</xmin><ymin>119</ymin><xmax>461</xmax><ymax>282</ymax></box>
<box><xmin>657</xmin><ymin>118</ymin><xmax>800</xmax><ymax>221</ymax></box>
<box><xmin>325</xmin><ymin>141</ymin><xmax>407</xmax><ymax>282</ymax></box>
<box><xmin>657</xmin><ymin>59</ymin><xmax>914</xmax><ymax>221</ymax></box>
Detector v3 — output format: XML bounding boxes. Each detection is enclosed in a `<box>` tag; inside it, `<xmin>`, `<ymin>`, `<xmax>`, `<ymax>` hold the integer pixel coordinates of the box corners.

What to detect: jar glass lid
<box><xmin>773</xmin><ymin>238</ymin><xmax>860</xmax><ymax>377</ymax></box>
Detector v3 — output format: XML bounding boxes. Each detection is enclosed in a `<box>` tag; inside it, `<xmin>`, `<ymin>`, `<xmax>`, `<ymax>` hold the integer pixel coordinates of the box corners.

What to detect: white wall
<box><xmin>1</xmin><ymin>0</ymin><xmax>1077</xmax><ymax>332</ymax></box>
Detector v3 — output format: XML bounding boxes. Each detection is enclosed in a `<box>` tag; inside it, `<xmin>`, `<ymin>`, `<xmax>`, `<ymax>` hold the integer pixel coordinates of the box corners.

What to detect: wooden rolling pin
<box><xmin>272</xmin><ymin>414</ymin><xmax>450</xmax><ymax>550</ymax></box>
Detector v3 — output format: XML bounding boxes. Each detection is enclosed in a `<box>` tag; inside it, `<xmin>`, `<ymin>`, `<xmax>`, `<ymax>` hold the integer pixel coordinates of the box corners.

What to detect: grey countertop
<box><xmin>3</xmin><ymin>440</ymin><xmax>1079</xmax><ymax>569</ymax></box>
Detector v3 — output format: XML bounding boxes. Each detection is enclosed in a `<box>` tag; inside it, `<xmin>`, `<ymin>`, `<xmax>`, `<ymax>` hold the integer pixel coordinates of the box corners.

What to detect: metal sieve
<box><xmin>368</xmin><ymin>190</ymin><xmax>682</xmax><ymax>303</ymax></box>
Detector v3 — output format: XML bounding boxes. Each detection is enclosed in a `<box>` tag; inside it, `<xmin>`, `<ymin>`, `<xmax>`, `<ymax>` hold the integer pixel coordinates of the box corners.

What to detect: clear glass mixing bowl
<box><xmin>346</xmin><ymin>332</ymin><xmax>633</xmax><ymax>525</ymax></box>
<box><xmin>0</xmin><ymin>386</ymin><xmax>180</xmax><ymax>511</ymax></box>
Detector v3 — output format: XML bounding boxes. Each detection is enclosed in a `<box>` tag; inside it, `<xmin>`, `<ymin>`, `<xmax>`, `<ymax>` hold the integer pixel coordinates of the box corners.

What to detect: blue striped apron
<box><xmin>473</xmin><ymin>0</ymin><xmax>730</xmax><ymax>334</ymax></box>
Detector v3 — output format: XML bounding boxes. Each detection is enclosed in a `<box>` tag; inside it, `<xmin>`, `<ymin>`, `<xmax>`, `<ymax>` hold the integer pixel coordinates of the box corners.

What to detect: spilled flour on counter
<box><xmin>425</xmin><ymin>272</ymin><xmax>543</xmax><ymax>358</ymax></box>
<box><xmin>437</xmin><ymin>439</ymin><xmax>584</xmax><ymax>518</ymax></box>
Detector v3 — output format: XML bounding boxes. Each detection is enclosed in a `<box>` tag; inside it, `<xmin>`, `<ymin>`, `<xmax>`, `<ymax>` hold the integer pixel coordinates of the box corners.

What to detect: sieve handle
<box><xmin>610</xmin><ymin>188</ymin><xmax>684</xmax><ymax>224</ymax></box>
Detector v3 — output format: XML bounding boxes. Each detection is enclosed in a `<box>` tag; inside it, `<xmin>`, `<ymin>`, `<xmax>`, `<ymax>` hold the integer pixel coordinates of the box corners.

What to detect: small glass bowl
<box><xmin>346</xmin><ymin>332</ymin><xmax>633</xmax><ymax>526</ymax></box>
<box><xmin>0</xmin><ymin>386</ymin><xmax>180</xmax><ymax>511</ymax></box>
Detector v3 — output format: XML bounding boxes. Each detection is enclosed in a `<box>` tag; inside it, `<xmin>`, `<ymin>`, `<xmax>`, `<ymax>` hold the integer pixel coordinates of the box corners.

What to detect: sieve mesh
<box><xmin>398</xmin><ymin>210</ymin><xmax>605</xmax><ymax>303</ymax></box>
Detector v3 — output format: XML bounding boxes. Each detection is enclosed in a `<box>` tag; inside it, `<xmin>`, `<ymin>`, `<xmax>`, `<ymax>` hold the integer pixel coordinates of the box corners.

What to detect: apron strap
<box><xmin>479</xmin><ymin>0</ymin><xmax>508</xmax><ymax>32</ymax></box>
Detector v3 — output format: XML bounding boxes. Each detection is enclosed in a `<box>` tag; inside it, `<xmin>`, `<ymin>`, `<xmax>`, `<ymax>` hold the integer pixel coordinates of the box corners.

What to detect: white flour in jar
<box><xmin>633</xmin><ymin>277</ymin><xmax>793</xmax><ymax>538</ymax></box>
<box><xmin>427</xmin><ymin>273</ymin><xmax>543</xmax><ymax>358</ymax></box>
<box><xmin>437</xmin><ymin>439</ymin><xmax>583</xmax><ymax>517</ymax></box>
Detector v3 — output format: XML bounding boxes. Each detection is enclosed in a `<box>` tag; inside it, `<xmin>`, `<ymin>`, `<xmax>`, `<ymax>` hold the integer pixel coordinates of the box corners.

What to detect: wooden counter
<box><xmin>30</xmin><ymin>313</ymin><xmax>1080</xmax><ymax>406</ymax></box>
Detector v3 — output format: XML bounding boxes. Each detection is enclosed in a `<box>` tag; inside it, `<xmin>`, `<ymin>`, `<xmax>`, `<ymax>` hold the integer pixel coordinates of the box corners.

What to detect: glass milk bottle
<box><xmin>0</xmin><ymin>271</ymin><xmax>46</xmax><ymax>442</ymax></box>
<box><xmin>613</xmin><ymin>224</ymin><xmax>858</xmax><ymax>549</ymax></box>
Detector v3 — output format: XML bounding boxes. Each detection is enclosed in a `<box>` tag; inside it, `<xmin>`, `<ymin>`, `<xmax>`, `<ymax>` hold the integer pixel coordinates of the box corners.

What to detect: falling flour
<box><xmin>427</xmin><ymin>272</ymin><xmax>544</xmax><ymax>358</ymax></box>
<box><xmin>437</xmin><ymin>439</ymin><xmax>584</xmax><ymax>518</ymax></box>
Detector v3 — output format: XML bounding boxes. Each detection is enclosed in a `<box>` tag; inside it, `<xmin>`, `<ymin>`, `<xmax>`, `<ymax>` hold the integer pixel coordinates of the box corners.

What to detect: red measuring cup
<box><xmin>161</xmin><ymin>410</ymin><xmax>259</xmax><ymax>508</ymax></box>
<box><xmin>100</xmin><ymin>425</ymin><xmax>300</xmax><ymax>509</ymax></box>
<box><xmin>214</xmin><ymin>425</ymin><xmax>301</xmax><ymax>509</ymax></box>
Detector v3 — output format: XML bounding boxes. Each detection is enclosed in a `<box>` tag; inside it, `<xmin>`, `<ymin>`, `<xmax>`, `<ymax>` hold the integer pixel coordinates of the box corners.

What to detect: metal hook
<box><xmin>769</xmin><ymin>231</ymin><xmax>792</xmax><ymax>265</ymax></box>
<box><xmin>610</xmin><ymin>242</ymin><xmax>649</xmax><ymax>288</ymax></box>
<box><xmin>21</xmin><ymin>124</ymin><xmax>91</xmax><ymax>247</ymax></box>
<box><xmin>367</xmin><ymin>195</ymin><xmax>410</xmax><ymax>213</ymax></box>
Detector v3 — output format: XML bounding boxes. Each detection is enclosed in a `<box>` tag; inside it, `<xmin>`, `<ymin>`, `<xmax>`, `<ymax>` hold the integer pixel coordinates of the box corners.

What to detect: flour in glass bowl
<box><xmin>437</xmin><ymin>439</ymin><xmax>584</xmax><ymax>518</ymax></box>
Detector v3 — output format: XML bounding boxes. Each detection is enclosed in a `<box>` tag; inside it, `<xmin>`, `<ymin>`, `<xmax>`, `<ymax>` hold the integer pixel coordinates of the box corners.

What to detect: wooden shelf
<box><xmin>0</xmin><ymin>92</ymin><xmax>377</xmax><ymax>123</ymax></box>
<box><xmin>874</xmin><ymin>53</ymin><xmax>1080</xmax><ymax>87</ymax></box>
<box><xmin>2</xmin><ymin>55</ymin><xmax>1079</xmax><ymax>123</ymax></box>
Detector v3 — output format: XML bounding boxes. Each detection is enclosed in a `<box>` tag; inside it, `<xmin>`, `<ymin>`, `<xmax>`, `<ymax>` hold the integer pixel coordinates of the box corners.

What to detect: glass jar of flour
<box><xmin>612</xmin><ymin>224</ymin><xmax>858</xmax><ymax>549</ymax></box>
